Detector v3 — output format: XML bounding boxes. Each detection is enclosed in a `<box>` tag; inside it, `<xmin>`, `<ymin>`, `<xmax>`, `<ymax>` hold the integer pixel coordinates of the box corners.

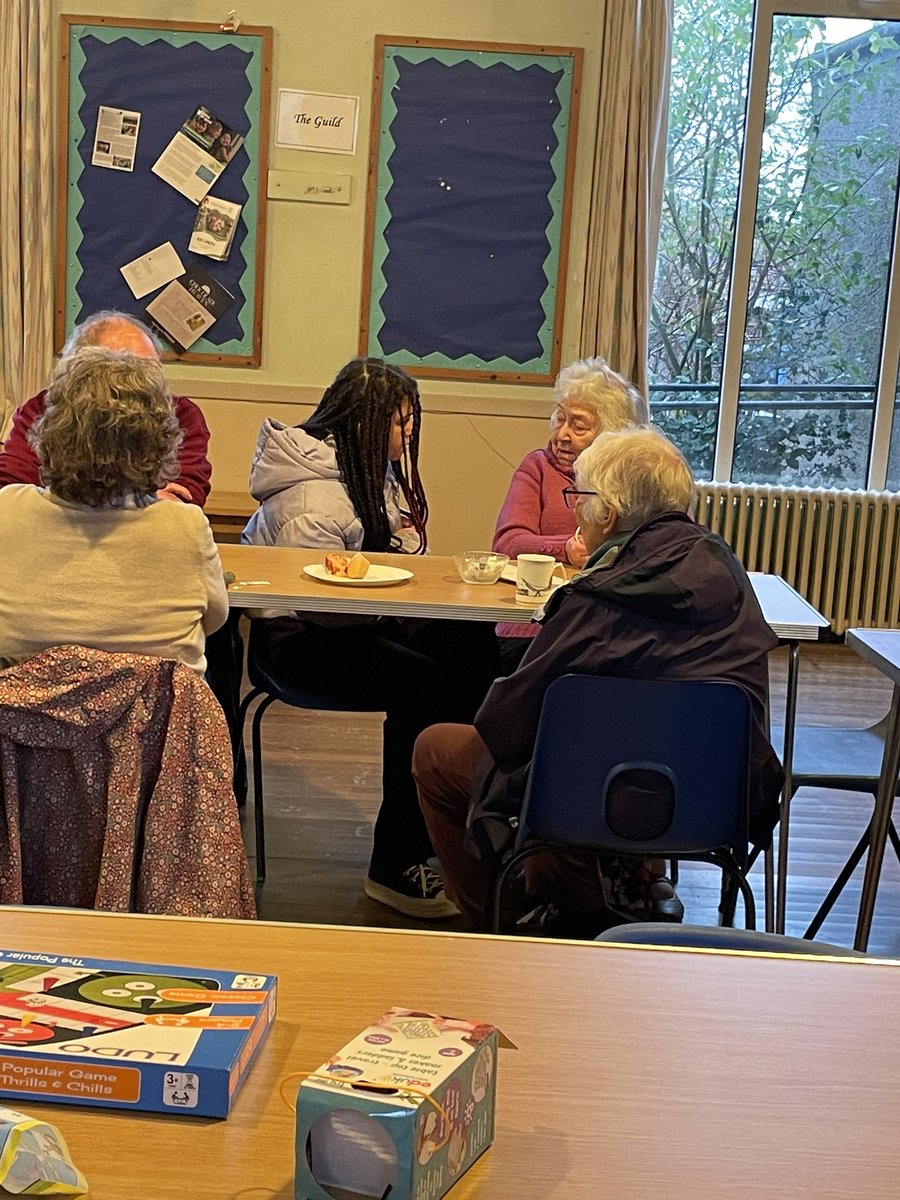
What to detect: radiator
<box><xmin>695</xmin><ymin>482</ymin><xmax>900</xmax><ymax>635</ymax></box>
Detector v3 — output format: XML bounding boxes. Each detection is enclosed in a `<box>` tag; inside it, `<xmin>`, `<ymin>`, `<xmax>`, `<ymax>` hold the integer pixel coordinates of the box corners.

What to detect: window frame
<box><xmin>710</xmin><ymin>0</ymin><xmax>900</xmax><ymax>486</ymax></box>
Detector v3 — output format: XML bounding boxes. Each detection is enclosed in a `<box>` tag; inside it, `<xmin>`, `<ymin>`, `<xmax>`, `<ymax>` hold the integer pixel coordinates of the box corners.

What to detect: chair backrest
<box><xmin>771</xmin><ymin>718</ymin><xmax>892</xmax><ymax>796</ymax></box>
<box><xmin>246</xmin><ymin>617</ymin><xmax>384</xmax><ymax>712</ymax></box>
<box><xmin>0</xmin><ymin>644</ymin><xmax>254</xmax><ymax>917</ymax></box>
<box><xmin>518</xmin><ymin>675</ymin><xmax>752</xmax><ymax>856</ymax></box>
<box><xmin>595</xmin><ymin>923</ymin><xmax>868</xmax><ymax>957</ymax></box>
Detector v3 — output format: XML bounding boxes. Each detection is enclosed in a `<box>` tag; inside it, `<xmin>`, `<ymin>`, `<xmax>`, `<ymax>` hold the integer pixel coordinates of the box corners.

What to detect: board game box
<box><xmin>0</xmin><ymin>950</ymin><xmax>276</xmax><ymax>1118</ymax></box>
<box><xmin>296</xmin><ymin>1007</ymin><xmax>499</xmax><ymax>1200</ymax></box>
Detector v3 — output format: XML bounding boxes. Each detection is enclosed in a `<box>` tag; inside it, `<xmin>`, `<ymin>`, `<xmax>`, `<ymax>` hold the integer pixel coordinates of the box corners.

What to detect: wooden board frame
<box><xmin>360</xmin><ymin>36</ymin><xmax>582</xmax><ymax>384</ymax></box>
<box><xmin>57</xmin><ymin>16</ymin><xmax>272</xmax><ymax>366</ymax></box>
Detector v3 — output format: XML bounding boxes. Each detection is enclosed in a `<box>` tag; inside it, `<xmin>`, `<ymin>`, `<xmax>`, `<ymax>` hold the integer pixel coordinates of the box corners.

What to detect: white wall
<box><xmin>56</xmin><ymin>1</ymin><xmax>604</xmax><ymax>551</ymax></box>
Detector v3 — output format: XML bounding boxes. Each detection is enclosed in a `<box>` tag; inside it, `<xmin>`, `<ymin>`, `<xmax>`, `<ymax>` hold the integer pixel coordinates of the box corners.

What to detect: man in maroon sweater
<box><xmin>0</xmin><ymin>311</ymin><xmax>211</xmax><ymax>506</ymax></box>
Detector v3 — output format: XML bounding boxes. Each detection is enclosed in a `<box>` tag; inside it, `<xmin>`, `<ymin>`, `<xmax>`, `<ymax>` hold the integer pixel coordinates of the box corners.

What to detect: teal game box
<box><xmin>296</xmin><ymin>1007</ymin><xmax>499</xmax><ymax>1200</ymax></box>
<box><xmin>0</xmin><ymin>951</ymin><xmax>276</xmax><ymax>1118</ymax></box>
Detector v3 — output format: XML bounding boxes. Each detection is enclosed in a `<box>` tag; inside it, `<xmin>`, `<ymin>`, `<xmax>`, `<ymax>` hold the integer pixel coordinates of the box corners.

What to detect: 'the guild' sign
<box><xmin>276</xmin><ymin>89</ymin><xmax>359</xmax><ymax>155</ymax></box>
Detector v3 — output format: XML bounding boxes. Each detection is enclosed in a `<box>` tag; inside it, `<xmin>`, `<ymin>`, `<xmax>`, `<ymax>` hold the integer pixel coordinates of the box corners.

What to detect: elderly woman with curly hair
<box><xmin>0</xmin><ymin>347</ymin><xmax>227</xmax><ymax>674</ymax></box>
<box><xmin>492</xmin><ymin>355</ymin><xmax>646</xmax><ymax>670</ymax></box>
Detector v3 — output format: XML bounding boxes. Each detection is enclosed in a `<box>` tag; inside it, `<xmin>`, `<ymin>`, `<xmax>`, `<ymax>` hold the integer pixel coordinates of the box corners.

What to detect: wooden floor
<box><xmin>242</xmin><ymin>643</ymin><xmax>900</xmax><ymax>956</ymax></box>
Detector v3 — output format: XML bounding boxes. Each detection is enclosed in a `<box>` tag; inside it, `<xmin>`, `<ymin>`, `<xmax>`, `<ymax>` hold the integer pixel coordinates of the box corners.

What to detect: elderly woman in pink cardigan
<box><xmin>492</xmin><ymin>356</ymin><xmax>646</xmax><ymax>670</ymax></box>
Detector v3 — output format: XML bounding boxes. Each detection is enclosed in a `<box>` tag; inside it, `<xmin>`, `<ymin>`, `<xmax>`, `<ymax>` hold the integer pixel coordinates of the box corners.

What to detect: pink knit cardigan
<box><xmin>492</xmin><ymin>444</ymin><xmax>575</xmax><ymax>640</ymax></box>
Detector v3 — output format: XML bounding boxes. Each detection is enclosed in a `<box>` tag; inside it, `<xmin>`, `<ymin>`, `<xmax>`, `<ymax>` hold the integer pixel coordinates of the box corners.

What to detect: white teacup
<box><xmin>515</xmin><ymin>554</ymin><xmax>567</xmax><ymax>605</ymax></box>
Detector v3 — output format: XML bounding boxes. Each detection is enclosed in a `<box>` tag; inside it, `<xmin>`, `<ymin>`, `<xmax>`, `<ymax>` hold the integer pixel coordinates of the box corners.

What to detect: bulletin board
<box><xmin>57</xmin><ymin>17</ymin><xmax>272</xmax><ymax>366</ymax></box>
<box><xmin>361</xmin><ymin>37</ymin><xmax>582</xmax><ymax>383</ymax></box>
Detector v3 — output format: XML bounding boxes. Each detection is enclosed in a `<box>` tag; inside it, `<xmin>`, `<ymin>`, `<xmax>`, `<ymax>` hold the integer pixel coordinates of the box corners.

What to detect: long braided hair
<box><xmin>302</xmin><ymin>358</ymin><xmax>428</xmax><ymax>553</ymax></box>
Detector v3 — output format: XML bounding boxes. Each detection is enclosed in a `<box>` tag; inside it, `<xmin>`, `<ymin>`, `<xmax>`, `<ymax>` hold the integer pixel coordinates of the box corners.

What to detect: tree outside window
<box><xmin>651</xmin><ymin>3</ymin><xmax>900</xmax><ymax>487</ymax></box>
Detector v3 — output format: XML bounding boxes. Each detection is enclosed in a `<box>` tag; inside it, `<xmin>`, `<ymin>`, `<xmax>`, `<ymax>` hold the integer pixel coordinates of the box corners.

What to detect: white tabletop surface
<box><xmin>220</xmin><ymin>546</ymin><xmax>829</xmax><ymax>639</ymax></box>
<box><xmin>0</xmin><ymin>907</ymin><xmax>897</xmax><ymax>1200</ymax></box>
<box><xmin>846</xmin><ymin>628</ymin><xmax>900</xmax><ymax>688</ymax></box>
<box><xmin>748</xmin><ymin>572</ymin><xmax>830</xmax><ymax>641</ymax></box>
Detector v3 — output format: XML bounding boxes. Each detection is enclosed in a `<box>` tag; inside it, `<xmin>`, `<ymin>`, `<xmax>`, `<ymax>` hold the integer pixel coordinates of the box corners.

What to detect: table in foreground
<box><xmin>845</xmin><ymin>629</ymin><xmax>900</xmax><ymax>950</ymax></box>
<box><xmin>1</xmin><ymin>908</ymin><xmax>897</xmax><ymax>1199</ymax></box>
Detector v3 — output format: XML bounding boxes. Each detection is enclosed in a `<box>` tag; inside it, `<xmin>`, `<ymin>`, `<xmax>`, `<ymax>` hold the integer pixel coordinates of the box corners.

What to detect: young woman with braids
<box><xmin>241</xmin><ymin>357</ymin><xmax>499</xmax><ymax>918</ymax></box>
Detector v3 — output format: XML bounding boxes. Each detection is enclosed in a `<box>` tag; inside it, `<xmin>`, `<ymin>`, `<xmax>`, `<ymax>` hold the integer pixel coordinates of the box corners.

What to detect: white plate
<box><xmin>303</xmin><ymin>563</ymin><xmax>413</xmax><ymax>588</ymax></box>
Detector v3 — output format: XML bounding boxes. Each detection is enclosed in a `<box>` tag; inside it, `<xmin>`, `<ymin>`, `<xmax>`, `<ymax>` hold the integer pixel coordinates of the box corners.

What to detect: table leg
<box><xmin>775</xmin><ymin>641</ymin><xmax>799</xmax><ymax>934</ymax></box>
<box><xmin>854</xmin><ymin>684</ymin><xmax>900</xmax><ymax>951</ymax></box>
<box><xmin>764</xmin><ymin>846</ymin><xmax>775</xmax><ymax>933</ymax></box>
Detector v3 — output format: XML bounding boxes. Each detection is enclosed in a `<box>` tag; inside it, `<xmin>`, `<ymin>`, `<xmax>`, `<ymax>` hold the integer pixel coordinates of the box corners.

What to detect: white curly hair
<box><xmin>574</xmin><ymin>425</ymin><xmax>695</xmax><ymax>532</ymax></box>
<box><xmin>553</xmin><ymin>355</ymin><xmax>648</xmax><ymax>429</ymax></box>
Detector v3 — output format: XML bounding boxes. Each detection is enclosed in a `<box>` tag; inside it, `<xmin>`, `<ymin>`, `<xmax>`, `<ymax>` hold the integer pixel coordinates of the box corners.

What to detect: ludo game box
<box><xmin>0</xmin><ymin>951</ymin><xmax>277</xmax><ymax>1118</ymax></box>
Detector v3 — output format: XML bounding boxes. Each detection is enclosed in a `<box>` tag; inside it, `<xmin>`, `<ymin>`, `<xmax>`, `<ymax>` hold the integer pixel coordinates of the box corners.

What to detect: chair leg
<box><xmin>804</xmin><ymin>826</ymin><xmax>872</xmax><ymax>940</ymax></box>
<box><xmin>234</xmin><ymin>688</ymin><xmax>262</xmax><ymax>761</ymax></box>
<box><xmin>233</xmin><ymin>687</ymin><xmax>263</xmax><ymax>802</ymax></box>
<box><xmin>711</xmin><ymin>855</ymin><xmax>756</xmax><ymax>930</ymax></box>
<box><xmin>250</xmin><ymin>694</ymin><xmax>278</xmax><ymax>887</ymax></box>
<box><xmin>487</xmin><ymin>844</ymin><xmax>545</xmax><ymax>934</ymax></box>
<box><xmin>729</xmin><ymin>869</ymin><xmax>756</xmax><ymax>930</ymax></box>
<box><xmin>889</xmin><ymin>819</ymin><xmax>900</xmax><ymax>865</ymax></box>
<box><xmin>719</xmin><ymin>874</ymin><xmax>738</xmax><ymax>927</ymax></box>
<box><xmin>763</xmin><ymin>845</ymin><xmax>776</xmax><ymax>933</ymax></box>
<box><xmin>803</xmin><ymin>819</ymin><xmax>900</xmax><ymax>941</ymax></box>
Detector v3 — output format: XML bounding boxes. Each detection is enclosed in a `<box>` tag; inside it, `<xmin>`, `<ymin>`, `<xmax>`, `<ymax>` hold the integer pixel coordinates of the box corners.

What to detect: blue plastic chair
<box><xmin>488</xmin><ymin>675</ymin><xmax>758</xmax><ymax>933</ymax></box>
<box><xmin>595</xmin><ymin>923</ymin><xmax>867</xmax><ymax>956</ymax></box>
<box><xmin>235</xmin><ymin>619</ymin><xmax>384</xmax><ymax>885</ymax></box>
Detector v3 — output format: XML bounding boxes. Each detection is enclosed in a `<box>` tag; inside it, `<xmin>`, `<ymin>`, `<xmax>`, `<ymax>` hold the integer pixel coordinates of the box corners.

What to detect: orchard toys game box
<box><xmin>296</xmin><ymin>1007</ymin><xmax>500</xmax><ymax>1200</ymax></box>
<box><xmin>0</xmin><ymin>950</ymin><xmax>276</xmax><ymax>1118</ymax></box>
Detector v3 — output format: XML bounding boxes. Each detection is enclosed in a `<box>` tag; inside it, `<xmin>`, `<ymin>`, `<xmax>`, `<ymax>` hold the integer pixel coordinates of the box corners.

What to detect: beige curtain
<box><xmin>0</xmin><ymin>0</ymin><xmax>53</xmax><ymax>432</ymax></box>
<box><xmin>578</xmin><ymin>0</ymin><xmax>673</xmax><ymax>405</ymax></box>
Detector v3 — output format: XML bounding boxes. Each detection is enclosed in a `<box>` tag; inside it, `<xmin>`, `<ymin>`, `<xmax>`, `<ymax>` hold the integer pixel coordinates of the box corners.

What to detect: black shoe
<box><xmin>514</xmin><ymin>902</ymin><xmax>620</xmax><ymax>940</ymax></box>
<box><xmin>365</xmin><ymin>864</ymin><xmax>460</xmax><ymax>919</ymax></box>
<box><xmin>649</xmin><ymin>878</ymin><xmax>685</xmax><ymax>923</ymax></box>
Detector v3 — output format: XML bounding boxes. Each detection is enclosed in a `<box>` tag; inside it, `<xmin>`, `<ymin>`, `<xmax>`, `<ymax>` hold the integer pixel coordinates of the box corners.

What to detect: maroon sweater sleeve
<box><xmin>172</xmin><ymin>396</ymin><xmax>212</xmax><ymax>507</ymax></box>
<box><xmin>0</xmin><ymin>392</ymin><xmax>44</xmax><ymax>488</ymax></box>
<box><xmin>0</xmin><ymin>391</ymin><xmax>211</xmax><ymax>507</ymax></box>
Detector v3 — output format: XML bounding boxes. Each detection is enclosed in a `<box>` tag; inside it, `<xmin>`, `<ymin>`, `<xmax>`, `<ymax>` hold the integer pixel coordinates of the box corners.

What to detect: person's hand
<box><xmin>156</xmin><ymin>482</ymin><xmax>193</xmax><ymax>503</ymax></box>
<box><xmin>565</xmin><ymin>529</ymin><xmax>588</xmax><ymax>567</ymax></box>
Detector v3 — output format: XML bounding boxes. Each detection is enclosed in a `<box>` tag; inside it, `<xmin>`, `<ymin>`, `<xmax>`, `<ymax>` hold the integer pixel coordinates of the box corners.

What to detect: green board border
<box><xmin>59</xmin><ymin>19</ymin><xmax>270</xmax><ymax>366</ymax></box>
<box><xmin>364</xmin><ymin>41</ymin><xmax>580</xmax><ymax>382</ymax></box>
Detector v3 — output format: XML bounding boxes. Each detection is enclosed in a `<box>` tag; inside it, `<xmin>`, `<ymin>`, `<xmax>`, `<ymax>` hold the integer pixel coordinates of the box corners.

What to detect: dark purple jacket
<box><xmin>471</xmin><ymin>512</ymin><xmax>784</xmax><ymax>849</ymax></box>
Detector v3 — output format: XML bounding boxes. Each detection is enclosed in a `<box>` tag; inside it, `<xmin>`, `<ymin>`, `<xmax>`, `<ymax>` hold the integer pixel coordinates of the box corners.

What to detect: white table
<box><xmin>219</xmin><ymin>545</ymin><xmax>538</xmax><ymax>623</ymax></box>
<box><xmin>219</xmin><ymin>547</ymin><xmax>828</xmax><ymax>635</ymax></box>
<box><xmin>845</xmin><ymin>629</ymin><xmax>900</xmax><ymax>950</ymax></box>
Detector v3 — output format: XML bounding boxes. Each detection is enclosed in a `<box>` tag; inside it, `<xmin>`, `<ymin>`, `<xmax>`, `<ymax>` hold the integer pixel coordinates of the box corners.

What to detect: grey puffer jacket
<box><xmin>241</xmin><ymin>420</ymin><xmax>404</xmax><ymax>550</ymax></box>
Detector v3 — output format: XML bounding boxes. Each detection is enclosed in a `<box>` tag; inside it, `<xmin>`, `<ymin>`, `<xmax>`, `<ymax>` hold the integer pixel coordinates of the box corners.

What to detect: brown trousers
<box><xmin>413</xmin><ymin>723</ymin><xmax>612</xmax><ymax>928</ymax></box>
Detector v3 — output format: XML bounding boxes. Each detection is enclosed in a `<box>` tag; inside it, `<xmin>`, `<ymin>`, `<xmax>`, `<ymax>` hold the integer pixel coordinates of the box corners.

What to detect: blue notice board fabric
<box><xmin>64</xmin><ymin>26</ymin><xmax>264</xmax><ymax>359</ymax></box>
<box><xmin>366</xmin><ymin>46</ymin><xmax>576</xmax><ymax>378</ymax></box>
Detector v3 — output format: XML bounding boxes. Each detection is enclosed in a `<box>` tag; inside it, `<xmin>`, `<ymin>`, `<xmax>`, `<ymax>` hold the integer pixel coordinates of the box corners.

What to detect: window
<box><xmin>651</xmin><ymin>1</ymin><xmax>900</xmax><ymax>490</ymax></box>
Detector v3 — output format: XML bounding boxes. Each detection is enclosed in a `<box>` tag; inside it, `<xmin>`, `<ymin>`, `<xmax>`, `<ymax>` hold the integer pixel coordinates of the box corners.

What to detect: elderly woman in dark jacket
<box><xmin>413</xmin><ymin>426</ymin><xmax>783</xmax><ymax>929</ymax></box>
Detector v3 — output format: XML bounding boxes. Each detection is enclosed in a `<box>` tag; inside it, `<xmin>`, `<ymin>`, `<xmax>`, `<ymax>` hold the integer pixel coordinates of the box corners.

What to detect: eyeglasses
<box><xmin>562</xmin><ymin>488</ymin><xmax>597</xmax><ymax>509</ymax></box>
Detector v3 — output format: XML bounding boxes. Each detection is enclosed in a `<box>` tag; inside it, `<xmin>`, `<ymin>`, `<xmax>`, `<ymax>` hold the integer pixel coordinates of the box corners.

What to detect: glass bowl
<box><xmin>452</xmin><ymin>551</ymin><xmax>509</xmax><ymax>585</ymax></box>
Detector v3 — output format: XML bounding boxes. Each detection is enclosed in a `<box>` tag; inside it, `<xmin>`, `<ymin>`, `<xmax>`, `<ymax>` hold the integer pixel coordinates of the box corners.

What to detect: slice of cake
<box><xmin>323</xmin><ymin>552</ymin><xmax>370</xmax><ymax>579</ymax></box>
